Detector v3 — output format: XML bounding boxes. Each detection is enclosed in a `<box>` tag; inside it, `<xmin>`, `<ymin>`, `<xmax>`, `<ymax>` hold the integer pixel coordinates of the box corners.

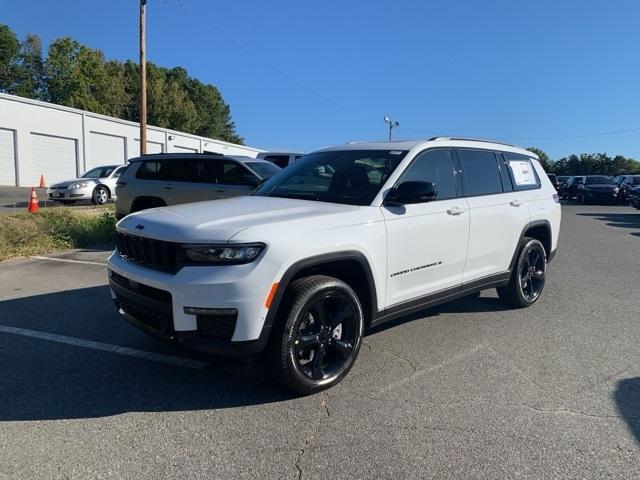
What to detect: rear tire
<box><xmin>267</xmin><ymin>275</ymin><xmax>364</xmax><ymax>395</ymax></box>
<box><xmin>497</xmin><ymin>237</ymin><xmax>547</xmax><ymax>308</ymax></box>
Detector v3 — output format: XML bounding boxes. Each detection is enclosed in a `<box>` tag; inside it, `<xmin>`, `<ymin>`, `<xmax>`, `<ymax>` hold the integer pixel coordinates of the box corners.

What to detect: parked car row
<box><xmin>553</xmin><ymin>174</ymin><xmax>640</xmax><ymax>205</ymax></box>
<box><xmin>46</xmin><ymin>154</ymin><xmax>286</xmax><ymax>213</ymax></box>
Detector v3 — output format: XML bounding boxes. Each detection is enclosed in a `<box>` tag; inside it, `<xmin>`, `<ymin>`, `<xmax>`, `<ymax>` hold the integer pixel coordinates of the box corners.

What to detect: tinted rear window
<box><xmin>458</xmin><ymin>150</ymin><xmax>503</xmax><ymax>196</ymax></box>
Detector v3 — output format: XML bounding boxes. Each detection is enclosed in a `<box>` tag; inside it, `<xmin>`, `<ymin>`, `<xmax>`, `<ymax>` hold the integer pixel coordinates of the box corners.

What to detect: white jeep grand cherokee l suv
<box><xmin>108</xmin><ymin>137</ymin><xmax>560</xmax><ymax>394</ymax></box>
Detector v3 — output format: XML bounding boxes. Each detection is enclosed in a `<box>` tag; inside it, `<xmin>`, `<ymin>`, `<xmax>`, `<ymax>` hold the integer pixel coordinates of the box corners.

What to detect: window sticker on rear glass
<box><xmin>509</xmin><ymin>160</ymin><xmax>536</xmax><ymax>186</ymax></box>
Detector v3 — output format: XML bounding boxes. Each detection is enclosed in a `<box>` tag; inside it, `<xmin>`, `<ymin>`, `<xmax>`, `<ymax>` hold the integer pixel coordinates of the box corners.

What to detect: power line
<box><xmin>398</xmin><ymin>126</ymin><xmax>640</xmax><ymax>142</ymax></box>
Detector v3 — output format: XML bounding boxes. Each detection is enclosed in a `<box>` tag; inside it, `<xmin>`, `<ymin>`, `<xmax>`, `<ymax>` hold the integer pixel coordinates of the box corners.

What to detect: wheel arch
<box><xmin>130</xmin><ymin>196</ymin><xmax>167</xmax><ymax>212</ymax></box>
<box><xmin>509</xmin><ymin>220</ymin><xmax>553</xmax><ymax>270</ymax></box>
<box><xmin>264</xmin><ymin>251</ymin><xmax>378</xmax><ymax>330</ymax></box>
<box><xmin>95</xmin><ymin>183</ymin><xmax>111</xmax><ymax>197</ymax></box>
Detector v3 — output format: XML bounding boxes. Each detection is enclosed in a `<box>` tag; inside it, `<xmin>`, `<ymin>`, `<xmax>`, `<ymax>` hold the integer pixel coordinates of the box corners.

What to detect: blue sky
<box><xmin>3</xmin><ymin>0</ymin><xmax>640</xmax><ymax>159</ymax></box>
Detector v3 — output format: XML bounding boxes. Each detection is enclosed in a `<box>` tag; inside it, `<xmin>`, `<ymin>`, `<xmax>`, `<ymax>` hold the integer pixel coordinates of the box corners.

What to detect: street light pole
<box><xmin>139</xmin><ymin>0</ymin><xmax>147</xmax><ymax>155</ymax></box>
<box><xmin>383</xmin><ymin>116</ymin><xmax>400</xmax><ymax>141</ymax></box>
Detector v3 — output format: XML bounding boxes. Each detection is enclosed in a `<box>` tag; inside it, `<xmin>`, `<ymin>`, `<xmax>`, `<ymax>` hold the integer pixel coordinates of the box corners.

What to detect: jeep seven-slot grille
<box><xmin>116</xmin><ymin>232</ymin><xmax>179</xmax><ymax>273</ymax></box>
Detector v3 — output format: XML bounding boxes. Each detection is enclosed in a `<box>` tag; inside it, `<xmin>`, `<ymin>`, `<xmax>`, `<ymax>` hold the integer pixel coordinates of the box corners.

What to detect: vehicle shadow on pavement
<box><xmin>577</xmin><ymin>212</ymin><xmax>640</xmax><ymax>234</ymax></box>
<box><xmin>614</xmin><ymin>378</ymin><xmax>640</xmax><ymax>445</ymax></box>
<box><xmin>0</xmin><ymin>286</ymin><xmax>295</xmax><ymax>422</ymax></box>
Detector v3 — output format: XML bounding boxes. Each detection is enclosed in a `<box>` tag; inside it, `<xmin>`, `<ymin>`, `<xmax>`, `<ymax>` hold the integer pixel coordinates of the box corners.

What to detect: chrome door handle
<box><xmin>447</xmin><ymin>206</ymin><xmax>465</xmax><ymax>216</ymax></box>
<box><xmin>510</xmin><ymin>199</ymin><xmax>523</xmax><ymax>207</ymax></box>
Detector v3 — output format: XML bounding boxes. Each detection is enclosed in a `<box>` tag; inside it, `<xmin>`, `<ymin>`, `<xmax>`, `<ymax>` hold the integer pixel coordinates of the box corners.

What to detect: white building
<box><xmin>0</xmin><ymin>93</ymin><xmax>264</xmax><ymax>186</ymax></box>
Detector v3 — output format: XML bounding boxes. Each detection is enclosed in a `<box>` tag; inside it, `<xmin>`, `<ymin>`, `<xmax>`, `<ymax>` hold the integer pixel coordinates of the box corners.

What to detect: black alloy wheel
<box><xmin>498</xmin><ymin>237</ymin><xmax>547</xmax><ymax>308</ymax></box>
<box><xmin>293</xmin><ymin>291</ymin><xmax>358</xmax><ymax>381</ymax></box>
<box><xmin>519</xmin><ymin>245</ymin><xmax>546</xmax><ymax>302</ymax></box>
<box><xmin>269</xmin><ymin>275</ymin><xmax>364</xmax><ymax>394</ymax></box>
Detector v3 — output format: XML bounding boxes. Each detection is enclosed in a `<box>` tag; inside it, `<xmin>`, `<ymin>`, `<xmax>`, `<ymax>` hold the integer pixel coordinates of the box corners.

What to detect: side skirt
<box><xmin>370</xmin><ymin>271</ymin><xmax>510</xmax><ymax>328</ymax></box>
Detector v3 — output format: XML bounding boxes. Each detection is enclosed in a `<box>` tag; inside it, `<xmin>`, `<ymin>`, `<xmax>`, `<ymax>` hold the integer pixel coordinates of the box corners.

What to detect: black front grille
<box><xmin>197</xmin><ymin>312</ymin><xmax>237</xmax><ymax>341</ymax></box>
<box><xmin>116</xmin><ymin>232</ymin><xmax>179</xmax><ymax>273</ymax></box>
<box><xmin>110</xmin><ymin>271</ymin><xmax>172</xmax><ymax>303</ymax></box>
<box><xmin>115</xmin><ymin>295</ymin><xmax>174</xmax><ymax>335</ymax></box>
<box><xmin>110</xmin><ymin>271</ymin><xmax>174</xmax><ymax>335</ymax></box>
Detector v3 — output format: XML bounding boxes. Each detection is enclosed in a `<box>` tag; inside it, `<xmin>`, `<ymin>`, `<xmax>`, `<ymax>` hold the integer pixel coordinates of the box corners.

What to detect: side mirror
<box><xmin>386</xmin><ymin>181</ymin><xmax>437</xmax><ymax>205</ymax></box>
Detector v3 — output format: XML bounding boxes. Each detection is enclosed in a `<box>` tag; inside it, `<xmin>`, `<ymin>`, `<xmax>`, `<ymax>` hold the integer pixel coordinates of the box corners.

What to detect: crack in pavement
<box><xmin>294</xmin><ymin>392</ymin><xmax>331</xmax><ymax>480</ymax></box>
<box><xmin>374</xmin><ymin>344</ymin><xmax>485</xmax><ymax>396</ymax></box>
<box><xmin>390</xmin><ymin>397</ymin><xmax>635</xmax><ymax>421</ymax></box>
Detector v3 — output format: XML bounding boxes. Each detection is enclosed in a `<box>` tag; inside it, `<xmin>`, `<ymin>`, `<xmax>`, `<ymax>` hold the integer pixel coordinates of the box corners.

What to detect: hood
<box><xmin>50</xmin><ymin>178</ymin><xmax>98</xmax><ymax>188</ymax></box>
<box><xmin>116</xmin><ymin>196</ymin><xmax>362</xmax><ymax>243</ymax></box>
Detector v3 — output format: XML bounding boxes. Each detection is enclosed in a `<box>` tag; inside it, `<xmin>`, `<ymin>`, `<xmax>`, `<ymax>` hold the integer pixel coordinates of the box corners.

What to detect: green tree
<box><xmin>44</xmin><ymin>37</ymin><xmax>82</xmax><ymax>105</ymax></box>
<box><xmin>5</xmin><ymin>29</ymin><xmax>244</xmax><ymax>144</ymax></box>
<box><xmin>11</xmin><ymin>34</ymin><xmax>44</xmax><ymax>98</ymax></box>
<box><xmin>0</xmin><ymin>24</ymin><xmax>20</xmax><ymax>92</ymax></box>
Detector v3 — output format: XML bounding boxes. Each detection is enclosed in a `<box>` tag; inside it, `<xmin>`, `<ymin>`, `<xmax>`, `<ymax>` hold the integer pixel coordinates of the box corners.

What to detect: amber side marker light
<box><xmin>265</xmin><ymin>282</ymin><xmax>279</xmax><ymax>309</ymax></box>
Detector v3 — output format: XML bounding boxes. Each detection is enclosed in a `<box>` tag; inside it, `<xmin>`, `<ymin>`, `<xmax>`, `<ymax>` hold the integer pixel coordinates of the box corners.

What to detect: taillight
<box><xmin>553</xmin><ymin>194</ymin><xmax>560</xmax><ymax>203</ymax></box>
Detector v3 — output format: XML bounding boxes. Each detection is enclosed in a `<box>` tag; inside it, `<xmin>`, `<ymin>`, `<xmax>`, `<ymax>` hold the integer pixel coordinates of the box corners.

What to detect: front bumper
<box><xmin>47</xmin><ymin>186</ymin><xmax>92</xmax><ymax>201</ymax></box>
<box><xmin>107</xmin><ymin>251</ymin><xmax>275</xmax><ymax>356</ymax></box>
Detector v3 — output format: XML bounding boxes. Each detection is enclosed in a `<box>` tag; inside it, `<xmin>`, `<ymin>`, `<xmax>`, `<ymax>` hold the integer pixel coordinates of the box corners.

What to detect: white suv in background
<box><xmin>108</xmin><ymin>137</ymin><xmax>561</xmax><ymax>394</ymax></box>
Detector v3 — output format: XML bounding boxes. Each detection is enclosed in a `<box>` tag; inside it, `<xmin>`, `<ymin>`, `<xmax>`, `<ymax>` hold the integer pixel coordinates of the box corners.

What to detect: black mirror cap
<box><xmin>387</xmin><ymin>181</ymin><xmax>437</xmax><ymax>204</ymax></box>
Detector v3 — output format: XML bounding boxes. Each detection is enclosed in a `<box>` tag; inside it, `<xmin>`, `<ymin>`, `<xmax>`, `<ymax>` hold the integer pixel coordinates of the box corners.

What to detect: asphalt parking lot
<box><xmin>1</xmin><ymin>203</ymin><xmax>639</xmax><ymax>479</ymax></box>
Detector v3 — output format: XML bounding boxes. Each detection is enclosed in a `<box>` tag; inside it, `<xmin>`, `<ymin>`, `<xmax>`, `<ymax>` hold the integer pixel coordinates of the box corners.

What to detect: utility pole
<box><xmin>139</xmin><ymin>0</ymin><xmax>147</xmax><ymax>155</ymax></box>
<box><xmin>383</xmin><ymin>115</ymin><xmax>399</xmax><ymax>141</ymax></box>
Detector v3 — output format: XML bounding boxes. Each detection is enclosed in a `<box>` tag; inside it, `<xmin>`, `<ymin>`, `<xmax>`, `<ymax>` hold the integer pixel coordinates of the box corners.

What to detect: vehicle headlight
<box><xmin>182</xmin><ymin>243</ymin><xmax>265</xmax><ymax>265</ymax></box>
<box><xmin>70</xmin><ymin>182</ymin><xmax>90</xmax><ymax>189</ymax></box>
<box><xmin>613</xmin><ymin>187</ymin><xmax>619</xmax><ymax>193</ymax></box>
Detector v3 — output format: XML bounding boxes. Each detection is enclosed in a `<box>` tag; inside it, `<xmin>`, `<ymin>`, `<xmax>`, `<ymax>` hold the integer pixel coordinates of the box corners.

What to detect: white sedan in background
<box><xmin>48</xmin><ymin>165</ymin><xmax>127</xmax><ymax>205</ymax></box>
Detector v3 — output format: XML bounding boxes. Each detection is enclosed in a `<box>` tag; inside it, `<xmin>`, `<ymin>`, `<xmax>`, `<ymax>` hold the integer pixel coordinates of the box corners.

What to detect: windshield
<box><xmin>82</xmin><ymin>166</ymin><xmax>117</xmax><ymax>178</ymax></box>
<box><xmin>254</xmin><ymin>149</ymin><xmax>408</xmax><ymax>206</ymax></box>
<box><xmin>630</xmin><ymin>176</ymin><xmax>640</xmax><ymax>185</ymax></box>
<box><xmin>585</xmin><ymin>176</ymin><xmax>613</xmax><ymax>185</ymax></box>
<box><xmin>245</xmin><ymin>161</ymin><xmax>281</xmax><ymax>179</ymax></box>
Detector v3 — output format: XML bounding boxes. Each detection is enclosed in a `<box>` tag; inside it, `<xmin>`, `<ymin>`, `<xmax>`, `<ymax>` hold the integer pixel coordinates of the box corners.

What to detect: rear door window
<box><xmin>458</xmin><ymin>149</ymin><xmax>503</xmax><ymax>196</ymax></box>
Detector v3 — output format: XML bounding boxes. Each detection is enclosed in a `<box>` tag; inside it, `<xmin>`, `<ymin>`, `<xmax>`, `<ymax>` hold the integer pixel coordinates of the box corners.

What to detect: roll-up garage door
<box><xmin>0</xmin><ymin>128</ymin><xmax>17</xmax><ymax>186</ymax></box>
<box><xmin>87</xmin><ymin>132</ymin><xmax>126</xmax><ymax>171</ymax></box>
<box><xmin>173</xmin><ymin>145</ymin><xmax>198</xmax><ymax>153</ymax></box>
<box><xmin>132</xmin><ymin>140</ymin><xmax>164</xmax><ymax>156</ymax></box>
<box><xmin>30</xmin><ymin>133</ymin><xmax>77</xmax><ymax>185</ymax></box>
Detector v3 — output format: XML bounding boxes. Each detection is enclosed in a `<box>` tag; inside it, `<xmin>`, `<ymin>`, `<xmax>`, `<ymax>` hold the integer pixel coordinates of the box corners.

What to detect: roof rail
<box><xmin>428</xmin><ymin>136</ymin><xmax>516</xmax><ymax>147</ymax></box>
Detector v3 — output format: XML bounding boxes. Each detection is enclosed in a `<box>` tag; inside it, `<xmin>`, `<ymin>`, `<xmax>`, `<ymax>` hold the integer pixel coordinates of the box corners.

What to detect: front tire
<box><xmin>268</xmin><ymin>275</ymin><xmax>364</xmax><ymax>394</ymax></box>
<box><xmin>92</xmin><ymin>186</ymin><xmax>109</xmax><ymax>205</ymax></box>
<box><xmin>498</xmin><ymin>237</ymin><xmax>547</xmax><ymax>308</ymax></box>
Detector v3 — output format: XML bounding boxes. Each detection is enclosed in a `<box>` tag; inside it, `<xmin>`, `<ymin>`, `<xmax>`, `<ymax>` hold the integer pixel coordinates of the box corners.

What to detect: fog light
<box><xmin>184</xmin><ymin>307</ymin><xmax>238</xmax><ymax>316</ymax></box>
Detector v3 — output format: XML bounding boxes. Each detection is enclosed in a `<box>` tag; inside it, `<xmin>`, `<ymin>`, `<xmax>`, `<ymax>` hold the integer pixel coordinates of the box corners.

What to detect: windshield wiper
<box><xmin>269</xmin><ymin>192</ymin><xmax>319</xmax><ymax>201</ymax></box>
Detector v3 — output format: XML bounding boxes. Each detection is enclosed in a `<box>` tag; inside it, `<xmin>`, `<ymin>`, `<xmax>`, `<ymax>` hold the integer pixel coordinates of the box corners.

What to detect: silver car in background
<box><xmin>48</xmin><ymin>165</ymin><xmax>127</xmax><ymax>205</ymax></box>
<box><xmin>114</xmin><ymin>154</ymin><xmax>281</xmax><ymax>219</ymax></box>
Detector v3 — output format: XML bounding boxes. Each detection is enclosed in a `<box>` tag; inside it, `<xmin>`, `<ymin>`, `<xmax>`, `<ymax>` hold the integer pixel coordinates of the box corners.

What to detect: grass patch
<box><xmin>0</xmin><ymin>208</ymin><xmax>116</xmax><ymax>261</ymax></box>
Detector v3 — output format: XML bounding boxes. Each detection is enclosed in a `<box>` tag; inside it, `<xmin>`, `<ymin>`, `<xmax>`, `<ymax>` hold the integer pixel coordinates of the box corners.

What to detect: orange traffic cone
<box><xmin>27</xmin><ymin>187</ymin><xmax>39</xmax><ymax>213</ymax></box>
<box><xmin>39</xmin><ymin>174</ymin><xmax>46</xmax><ymax>188</ymax></box>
